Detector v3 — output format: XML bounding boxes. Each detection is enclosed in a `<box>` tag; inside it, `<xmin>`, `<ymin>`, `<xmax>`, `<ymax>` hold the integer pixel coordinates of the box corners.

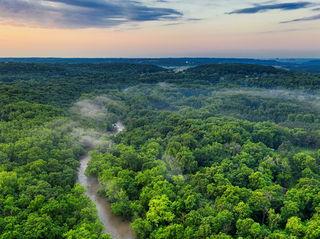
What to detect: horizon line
<box><xmin>0</xmin><ymin>56</ymin><xmax>319</xmax><ymax>60</ymax></box>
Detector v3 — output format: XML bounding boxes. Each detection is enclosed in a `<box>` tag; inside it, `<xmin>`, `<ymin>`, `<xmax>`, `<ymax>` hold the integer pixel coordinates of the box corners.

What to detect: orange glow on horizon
<box><xmin>0</xmin><ymin>21</ymin><xmax>319</xmax><ymax>58</ymax></box>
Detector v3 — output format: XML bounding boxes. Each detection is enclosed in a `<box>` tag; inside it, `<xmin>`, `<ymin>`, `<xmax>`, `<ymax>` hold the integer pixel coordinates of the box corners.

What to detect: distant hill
<box><xmin>183</xmin><ymin>63</ymin><xmax>320</xmax><ymax>89</ymax></box>
<box><xmin>0</xmin><ymin>62</ymin><xmax>165</xmax><ymax>78</ymax></box>
<box><xmin>0</xmin><ymin>57</ymin><xmax>319</xmax><ymax>73</ymax></box>
<box><xmin>186</xmin><ymin>63</ymin><xmax>285</xmax><ymax>75</ymax></box>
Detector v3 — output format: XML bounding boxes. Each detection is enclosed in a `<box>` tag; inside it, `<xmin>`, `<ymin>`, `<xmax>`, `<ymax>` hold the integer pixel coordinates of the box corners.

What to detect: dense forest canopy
<box><xmin>1</xmin><ymin>58</ymin><xmax>320</xmax><ymax>73</ymax></box>
<box><xmin>1</xmin><ymin>62</ymin><xmax>320</xmax><ymax>239</ymax></box>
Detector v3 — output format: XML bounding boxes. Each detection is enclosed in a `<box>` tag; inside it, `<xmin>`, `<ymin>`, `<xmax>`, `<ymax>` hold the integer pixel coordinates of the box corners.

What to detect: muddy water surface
<box><xmin>77</xmin><ymin>122</ymin><xmax>134</xmax><ymax>239</ymax></box>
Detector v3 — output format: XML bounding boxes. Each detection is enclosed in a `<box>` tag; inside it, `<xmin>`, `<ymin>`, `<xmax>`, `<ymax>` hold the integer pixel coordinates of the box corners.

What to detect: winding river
<box><xmin>77</xmin><ymin>122</ymin><xmax>134</xmax><ymax>239</ymax></box>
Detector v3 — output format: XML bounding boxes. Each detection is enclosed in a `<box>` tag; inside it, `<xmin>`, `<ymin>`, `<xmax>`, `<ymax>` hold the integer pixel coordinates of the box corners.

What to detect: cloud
<box><xmin>228</xmin><ymin>1</ymin><xmax>313</xmax><ymax>14</ymax></box>
<box><xmin>257</xmin><ymin>26</ymin><xmax>316</xmax><ymax>34</ymax></box>
<box><xmin>281</xmin><ymin>13</ymin><xmax>320</xmax><ymax>23</ymax></box>
<box><xmin>0</xmin><ymin>0</ymin><xmax>182</xmax><ymax>28</ymax></box>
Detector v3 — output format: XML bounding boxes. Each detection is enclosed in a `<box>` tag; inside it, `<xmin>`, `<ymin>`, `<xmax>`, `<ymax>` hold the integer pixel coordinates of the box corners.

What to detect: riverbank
<box><xmin>77</xmin><ymin>122</ymin><xmax>134</xmax><ymax>239</ymax></box>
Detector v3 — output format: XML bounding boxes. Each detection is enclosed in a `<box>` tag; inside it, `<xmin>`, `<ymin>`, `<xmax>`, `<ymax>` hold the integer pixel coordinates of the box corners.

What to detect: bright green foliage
<box><xmin>0</xmin><ymin>100</ymin><xmax>107</xmax><ymax>238</ymax></box>
<box><xmin>2</xmin><ymin>62</ymin><xmax>320</xmax><ymax>239</ymax></box>
<box><xmin>89</xmin><ymin>110</ymin><xmax>320</xmax><ymax>238</ymax></box>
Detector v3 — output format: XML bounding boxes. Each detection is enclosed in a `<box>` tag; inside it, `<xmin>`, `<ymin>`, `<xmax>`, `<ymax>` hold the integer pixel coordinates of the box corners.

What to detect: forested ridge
<box><xmin>1</xmin><ymin>62</ymin><xmax>320</xmax><ymax>238</ymax></box>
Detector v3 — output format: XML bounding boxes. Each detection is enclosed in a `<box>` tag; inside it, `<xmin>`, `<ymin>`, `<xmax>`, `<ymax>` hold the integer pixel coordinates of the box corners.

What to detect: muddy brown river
<box><xmin>77</xmin><ymin>122</ymin><xmax>134</xmax><ymax>239</ymax></box>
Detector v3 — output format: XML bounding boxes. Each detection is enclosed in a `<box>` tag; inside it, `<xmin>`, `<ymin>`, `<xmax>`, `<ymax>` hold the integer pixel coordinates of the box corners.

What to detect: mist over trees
<box><xmin>1</xmin><ymin>62</ymin><xmax>320</xmax><ymax>238</ymax></box>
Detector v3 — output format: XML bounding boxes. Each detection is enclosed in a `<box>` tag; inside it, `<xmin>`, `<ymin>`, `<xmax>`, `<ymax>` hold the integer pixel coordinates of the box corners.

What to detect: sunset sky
<box><xmin>0</xmin><ymin>0</ymin><xmax>319</xmax><ymax>58</ymax></box>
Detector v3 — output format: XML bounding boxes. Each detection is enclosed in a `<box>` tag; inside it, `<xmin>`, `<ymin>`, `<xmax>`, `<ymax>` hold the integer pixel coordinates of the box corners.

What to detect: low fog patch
<box><xmin>70</xmin><ymin>96</ymin><xmax>127</xmax><ymax>131</ymax></box>
<box><xmin>212</xmin><ymin>88</ymin><xmax>320</xmax><ymax>108</ymax></box>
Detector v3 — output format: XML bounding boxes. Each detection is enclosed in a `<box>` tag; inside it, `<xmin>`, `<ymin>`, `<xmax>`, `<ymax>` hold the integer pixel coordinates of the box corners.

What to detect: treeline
<box><xmin>0</xmin><ymin>63</ymin><xmax>169</xmax><ymax>106</ymax></box>
<box><xmin>183</xmin><ymin>64</ymin><xmax>320</xmax><ymax>89</ymax></box>
<box><xmin>0</xmin><ymin>62</ymin><xmax>164</xmax><ymax>76</ymax></box>
<box><xmin>186</xmin><ymin>63</ymin><xmax>284</xmax><ymax>75</ymax></box>
<box><xmin>1</xmin><ymin>63</ymin><xmax>320</xmax><ymax>99</ymax></box>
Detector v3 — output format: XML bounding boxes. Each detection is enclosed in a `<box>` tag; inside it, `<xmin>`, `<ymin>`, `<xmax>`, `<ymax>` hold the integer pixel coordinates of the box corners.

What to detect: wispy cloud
<box><xmin>281</xmin><ymin>13</ymin><xmax>320</xmax><ymax>23</ymax></box>
<box><xmin>257</xmin><ymin>26</ymin><xmax>317</xmax><ymax>34</ymax></box>
<box><xmin>0</xmin><ymin>0</ymin><xmax>182</xmax><ymax>28</ymax></box>
<box><xmin>228</xmin><ymin>1</ymin><xmax>313</xmax><ymax>14</ymax></box>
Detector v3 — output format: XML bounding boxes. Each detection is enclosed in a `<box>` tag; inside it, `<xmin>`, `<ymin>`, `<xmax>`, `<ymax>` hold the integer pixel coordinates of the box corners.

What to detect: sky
<box><xmin>0</xmin><ymin>0</ymin><xmax>319</xmax><ymax>58</ymax></box>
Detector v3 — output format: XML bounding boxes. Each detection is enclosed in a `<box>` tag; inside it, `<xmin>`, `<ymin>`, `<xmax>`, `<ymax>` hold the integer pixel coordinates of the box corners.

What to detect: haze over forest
<box><xmin>1</xmin><ymin>1</ymin><xmax>320</xmax><ymax>239</ymax></box>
